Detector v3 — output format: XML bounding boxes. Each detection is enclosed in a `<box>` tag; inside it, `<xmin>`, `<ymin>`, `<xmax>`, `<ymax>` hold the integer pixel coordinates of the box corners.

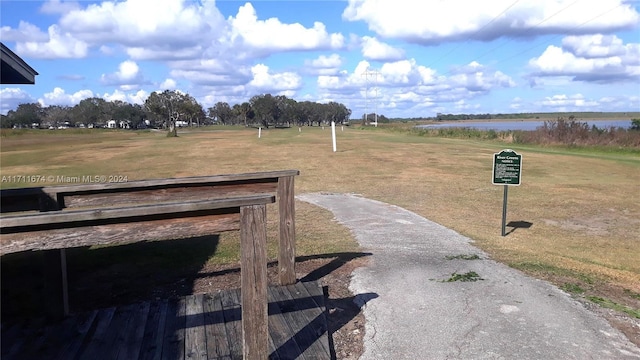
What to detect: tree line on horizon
<box><xmin>0</xmin><ymin>90</ymin><xmax>352</xmax><ymax>136</ymax></box>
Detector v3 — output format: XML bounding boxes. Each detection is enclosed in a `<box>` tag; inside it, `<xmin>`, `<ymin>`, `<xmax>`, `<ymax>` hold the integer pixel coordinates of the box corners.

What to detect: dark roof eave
<box><xmin>1</xmin><ymin>42</ymin><xmax>39</xmax><ymax>85</ymax></box>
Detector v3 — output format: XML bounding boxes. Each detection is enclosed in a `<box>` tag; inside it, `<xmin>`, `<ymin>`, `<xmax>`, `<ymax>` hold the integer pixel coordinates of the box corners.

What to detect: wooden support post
<box><xmin>277</xmin><ymin>175</ymin><xmax>296</xmax><ymax>285</ymax></box>
<box><xmin>240</xmin><ymin>204</ymin><xmax>268</xmax><ymax>360</ymax></box>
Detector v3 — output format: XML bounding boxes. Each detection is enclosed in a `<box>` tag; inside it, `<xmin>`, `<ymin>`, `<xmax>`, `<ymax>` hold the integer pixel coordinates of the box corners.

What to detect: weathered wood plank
<box><xmin>1</xmin><ymin>213</ymin><xmax>239</xmax><ymax>254</ymax></box>
<box><xmin>203</xmin><ymin>292</ymin><xmax>232</xmax><ymax>359</ymax></box>
<box><xmin>0</xmin><ymin>170</ymin><xmax>298</xmax><ymax>200</ymax></box>
<box><xmin>161</xmin><ymin>297</ymin><xmax>187</xmax><ymax>360</ymax></box>
<box><xmin>53</xmin><ymin>310</ymin><xmax>99</xmax><ymax>360</ymax></box>
<box><xmin>116</xmin><ymin>301</ymin><xmax>151</xmax><ymax>360</ymax></box>
<box><xmin>270</xmin><ymin>284</ymin><xmax>330</xmax><ymax>359</ymax></box>
<box><xmin>220</xmin><ymin>289</ymin><xmax>243</xmax><ymax>359</ymax></box>
<box><xmin>1</xmin><ymin>282</ymin><xmax>330</xmax><ymax>360</ymax></box>
<box><xmin>100</xmin><ymin>303</ymin><xmax>139</xmax><ymax>360</ymax></box>
<box><xmin>267</xmin><ymin>328</ymin><xmax>281</xmax><ymax>360</ymax></box>
<box><xmin>295</xmin><ymin>282</ymin><xmax>332</xmax><ymax>357</ymax></box>
<box><xmin>1</xmin><ymin>195</ymin><xmax>274</xmax><ymax>233</ymax></box>
<box><xmin>240</xmin><ymin>204</ymin><xmax>269</xmax><ymax>360</ymax></box>
<box><xmin>62</xmin><ymin>183</ymin><xmax>277</xmax><ymax>210</ymax></box>
<box><xmin>267</xmin><ymin>289</ymin><xmax>304</xmax><ymax>359</ymax></box>
<box><xmin>184</xmin><ymin>294</ymin><xmax>207</xmax><ymax>360</ymax></box>
<box><xmin>278</xmin><ymin>176</ymin><xmax>296</xmax><ymax>285</ymax></box>
<box><xmin>1</xmin><ymin>319</ymin><xmax>30</xmax><ymax>359</ymax></box>
<box><xmin>17</xmin><ymin>315</ymin><xmax>74</xmax><ymax>359</ymax></box>
<box><xmin>77</xmin><ymin>307</ymin><xmax>117</xmax><ymax>360</ymax></box>
<box><xmin>2</xmin><ymin>318</ymin><xmax>52</xmax><ymax>360</ymax></box>
<box><xmin>1</xmin><ymin>170</ymin><xmax>298</xmax><ymax>214</ymax></box>
<box><xmin>139</xmin><ymin>299</ymin><xmax>169</xmax><ymax>360</ymax></box>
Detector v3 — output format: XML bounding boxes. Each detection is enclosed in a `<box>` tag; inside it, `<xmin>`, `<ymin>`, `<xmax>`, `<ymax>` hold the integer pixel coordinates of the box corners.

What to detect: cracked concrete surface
<box><xmin>298</xmin><ymin>193</ymin><xmax>640</xmax><ymax>360</ymax></box>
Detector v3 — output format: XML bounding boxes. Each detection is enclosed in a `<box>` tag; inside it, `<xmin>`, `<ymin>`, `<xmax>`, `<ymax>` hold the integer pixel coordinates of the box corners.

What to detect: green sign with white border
<box><xmin>492</xmin><ymin>149</ymin><xmax>522</xmax><ymax>186</ymax></box>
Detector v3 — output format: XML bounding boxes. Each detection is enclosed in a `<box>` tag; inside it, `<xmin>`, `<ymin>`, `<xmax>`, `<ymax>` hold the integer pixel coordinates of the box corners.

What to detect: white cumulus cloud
<box><xmin>39</xmin><ymin>0</ymin><xmax>81</xmax><ymax>15</ymax></box>
<box><xmin>38</xmin><ymin>87</ymin><xmax>94</xmax><ymax>107</ymax></box>
<box><xmin>562</xmin><ymin>34</ymin><xmax>629</xmax><ymax>58</ymax></box>
<box><xmin>529</xmin><ymin>35</ymin><xmax>640</xmax><ymax>83</ymax></box>
<box><xmin>343</xmin><ymin>0</ymin><xmax>640</xmax><ymax>44</ymax></box>
<box><xmin>59</xmin><ymin>0</ymin><xmax>218</xmax><ymax>47</ymax></box>
<box><xmin>16</xmin><ymin>24</ymin><xmax>88</xmax><ymax>59</ymax></box>
<box><xmin>538</xmin><ymin>93</ymin><xmax>600</xmax><ymax>111</ymax></box>
<box><xmin>229</xmin><ymin>3</ymin><xmax>344</xmax><ymax>52</ymax></box>
<box><xmin>101</xmin><ymin>89</ymin><xmax>149</xmax><ymax>104</ymax></box>
<box><xmin>305</xmin><ymin>54</ymin><xmax>343</xmax><ymax>75</ymax></box>
<box><xmin>248</xmin><ymin>64</ymin><xmax>302</xmax><ymax>92</ymax></box>
<box><xmin>159</xmin><ymin>78</ymin><xmax>177</xmax><ymax>90</ymax></box>
<box><xmin>100</xmin><ymin>60</ymin><xmax>144</xmax><ymax>89</ymax></box>
<box><xmin>0</xmin><ymin>21</ymin><xmax>49</xmax><ymax>42</ymax></box>
<box><xmin>317</xmin><ymin>58</ymin><xmax>516</xmax><ymax>117</ymax></box>
<box><xmin>361</xmin><ymin>36</ymin><xmax>404</xmax><ymax>61</ymax></box>
<box><xmin>0</xmin><ymin>88</ymin><xmax>36</xmax><ymax>115</ymax></box>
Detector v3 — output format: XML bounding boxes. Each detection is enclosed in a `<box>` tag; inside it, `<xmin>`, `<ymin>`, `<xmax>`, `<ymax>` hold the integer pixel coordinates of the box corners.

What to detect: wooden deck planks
<box><xmin>1</xmin><ymin>281</ymin><xmax>331</xmax><ymax>360</ymax></box>
<box><xmin>220</xmin><ymin>289</ymin><xmax>244</xmax><ymax>359</ymax></box>
<box><xmin>52</xmin><ymin>310</ymin><xmax>99</xmax><ymax>360</ymax></box>
<box><xmin>268</xmin><ymin>288</ymin><xmax>305</xmax><ymax>360</ymax></box>
<box><xmin>269</xmin><ymin>282</ymin><xmax>330</xmax><ymax>359</ymax></box>
<box><xmin>296</xmin><ymin>281</ymin><xmax>332</xmax><ymax>358</ymax></box>
<box><xmin>139</xmin><ymin>299</ymin><xmax>169</xmax><ymax>360</ymax></box>
<box><xmin>161</xmin><ymin>297</ymin><xmax>187</xmax><ymax>360</ymax></box>
<box><xmin>184</xmin><ymin>294</ymin><xmax>207</xmax><ymax>360</ymax></box>
<box><xmin>203</xmin><ymin>292</ymin><xmax>232</xmax><ymax>360</ymax></box>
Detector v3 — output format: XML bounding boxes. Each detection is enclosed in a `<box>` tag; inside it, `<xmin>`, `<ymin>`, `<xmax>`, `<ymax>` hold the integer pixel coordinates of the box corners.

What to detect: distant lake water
<box><xmin>416</xmin><ymin>120</ymin><xmax>633</xmax><ymax>131</ymax></box>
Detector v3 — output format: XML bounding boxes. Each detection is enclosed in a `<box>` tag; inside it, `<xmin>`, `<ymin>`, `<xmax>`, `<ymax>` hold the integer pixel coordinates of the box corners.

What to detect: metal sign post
<box><xmin>492</xmin><ymin>149</ymin><xmax>522</xmax><ymax>236</ymax></box>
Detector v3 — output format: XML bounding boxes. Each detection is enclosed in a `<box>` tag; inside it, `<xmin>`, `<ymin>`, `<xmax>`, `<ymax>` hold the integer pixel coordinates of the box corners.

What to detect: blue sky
<box><xmin>1</xmin><ymin>0</ymin><xmax>639</xmax><ymax>118</ymax></box>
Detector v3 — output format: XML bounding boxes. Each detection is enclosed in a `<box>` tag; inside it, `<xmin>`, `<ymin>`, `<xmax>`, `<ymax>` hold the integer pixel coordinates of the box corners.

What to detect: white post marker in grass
<box><xmin>258</xmin><ymin>127</ymin><xmax>261</xmax><ymax>138</ymax></box>
<box><xmin>492</xmin><ymin>149</ymin><xmax>523</xmax><ymax>236</ymax></box>
<box><xmin>331</xmin><ymin>121</ymin><xmax>337</xmax><ymax>152</ymax></box>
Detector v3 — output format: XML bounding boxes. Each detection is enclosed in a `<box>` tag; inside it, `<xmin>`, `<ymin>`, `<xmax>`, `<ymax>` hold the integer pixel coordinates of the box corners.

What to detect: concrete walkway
<box><xmin>298</xmin><ymin>193</ymin><xmax>640</xmax><ymax>360</ymax></box>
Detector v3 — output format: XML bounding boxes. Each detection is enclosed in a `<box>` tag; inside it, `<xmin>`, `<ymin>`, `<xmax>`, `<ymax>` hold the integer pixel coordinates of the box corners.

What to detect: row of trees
<box><xmin>1</xmin><ymin>91</ymin><xmax>353</xmax><ymax>136</ymax></box>
<box><xmin>209</xmin><ymin>94</ymin><xmax>351</xmax><ymax>128</ymax></box>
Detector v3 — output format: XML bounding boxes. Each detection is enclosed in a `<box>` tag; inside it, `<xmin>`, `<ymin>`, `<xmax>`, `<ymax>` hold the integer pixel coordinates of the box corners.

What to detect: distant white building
<box><xmin>106</xmin><ymin>120</ymin><xmax>130</xmax><ymax>129</ymax></box>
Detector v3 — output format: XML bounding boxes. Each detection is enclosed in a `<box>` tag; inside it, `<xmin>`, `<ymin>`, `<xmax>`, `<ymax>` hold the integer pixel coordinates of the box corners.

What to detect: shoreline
<box><xmin>425</xmin><ymin>117</ymin><xmax>635</xmax><ymax>124</ymax></box>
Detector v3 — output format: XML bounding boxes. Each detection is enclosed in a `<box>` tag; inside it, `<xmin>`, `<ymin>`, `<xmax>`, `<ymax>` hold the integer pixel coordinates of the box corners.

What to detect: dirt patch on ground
<box><xmin>542</xmin><ymin>209</ymin><xmax>640</xmax><ymax>237</ymax></box>
<box><xmin>1</xmin><ymin>250</ymin><xmax>369</xmax><ymax>359</ymax></box>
